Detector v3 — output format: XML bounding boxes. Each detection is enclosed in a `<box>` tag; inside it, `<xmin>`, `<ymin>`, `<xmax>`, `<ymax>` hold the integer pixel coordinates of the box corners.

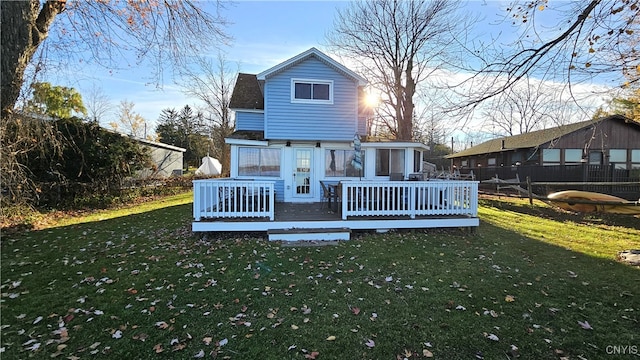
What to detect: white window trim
<box><xmin>291</xmin><ymin>78</ymin><xmax>334</xmax><ymax>104</ymax></box>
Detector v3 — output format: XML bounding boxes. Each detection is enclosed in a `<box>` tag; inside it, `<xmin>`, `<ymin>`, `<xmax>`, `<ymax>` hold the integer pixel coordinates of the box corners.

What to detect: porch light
<box><xmin>286</xmin><ymin>141</ymin><xmax>291</xmax><ymax>147</ymax></box>
<box><xmin>316</xmin><ymin>142</ymin><xmax>321</xmax><ymax>148</ymax></box>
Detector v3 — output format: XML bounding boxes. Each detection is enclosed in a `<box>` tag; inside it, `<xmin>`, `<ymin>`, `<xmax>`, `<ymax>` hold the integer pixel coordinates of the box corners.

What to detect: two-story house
<box><xmin>192</xmin><ymin>48</ymin><xmax>479</xmax><ymax>239</ymax></box>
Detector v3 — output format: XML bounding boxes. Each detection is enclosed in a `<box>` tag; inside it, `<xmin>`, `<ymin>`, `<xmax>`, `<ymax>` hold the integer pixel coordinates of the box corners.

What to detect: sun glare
<box><xmin>364</xmin><ymin>91</ymin><xmax>380</xmax><ymax>108</ymax></box>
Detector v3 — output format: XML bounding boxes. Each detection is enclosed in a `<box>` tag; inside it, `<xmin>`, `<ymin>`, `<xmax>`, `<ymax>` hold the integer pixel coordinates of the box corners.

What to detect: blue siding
<box><xmin>274</xmin><ymin>180</ymin><xmax>285</xmax><ymax>202</ymax></box>
<box><xmin>357</xmin><ymin>115</ymin><xmax>367</xmax><ymax>135</ymax></box>
<box><xmin>264</xmin><ymin>57</ymin><xmax>358</xmax><ymax>141</ymax></box>
<box><xmin>236</xmin><ymin>111</ymin><xmax>264</xmax><ymax>131</ymax></box>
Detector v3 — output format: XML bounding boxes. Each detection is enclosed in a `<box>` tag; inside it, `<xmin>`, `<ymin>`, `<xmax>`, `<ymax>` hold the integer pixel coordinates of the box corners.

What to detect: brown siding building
<box><xmin>447</xmin><ymin>115</ymin><xmax>640</xmax><ymax>198</ymax></box>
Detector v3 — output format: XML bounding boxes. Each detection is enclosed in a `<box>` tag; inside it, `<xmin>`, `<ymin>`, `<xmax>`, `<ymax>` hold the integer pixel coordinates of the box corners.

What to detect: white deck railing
<box><xmin>193</xmin><ymin>179</ymin><xmax>275</xmax><ymax>221</ymax></box>
<box><xmin>340</xmin><ymin>181</ymin><xmax>478</xmax><ymax>220</ymax></box>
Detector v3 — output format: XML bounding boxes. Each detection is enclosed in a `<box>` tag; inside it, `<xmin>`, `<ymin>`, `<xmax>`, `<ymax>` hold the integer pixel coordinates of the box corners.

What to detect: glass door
<box><xmin>294</xmin><ymin>148</ymin><xmax>313</xmax><ymax>198</ymax></box>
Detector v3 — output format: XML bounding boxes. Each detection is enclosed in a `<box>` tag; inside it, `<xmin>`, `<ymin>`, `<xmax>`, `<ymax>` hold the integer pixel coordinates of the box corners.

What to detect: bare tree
<box><xmin>327</xmin><ymin>0</ymin><xmax>464</xmax><ymax>141</ymax></box>
<box><xmin>1</xmin><ymin>0</ymin><xmax>230</xmax><ymax>117</ymax></box>
<box><xmin>84</xmin><ymin>85</ymin><xmax>113</xmax><ymax>125</ymax></box>
<box><xmin>178</xmin><ymin>53</ymin><xmax>237</xmax><ymax>175</ymax></box>
<box><xmin>458</xmin><ymin>0</ymin><xmax>639</xmax><ymax>108</ymax></box>
<box><xmin>480</xmin><ymin>77</ymin><xmax>581</xmax><ymax>136</ymax></box>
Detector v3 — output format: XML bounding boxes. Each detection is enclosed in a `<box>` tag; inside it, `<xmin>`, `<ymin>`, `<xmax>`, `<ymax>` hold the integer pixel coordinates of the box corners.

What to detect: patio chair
<box><xmin>320</xmin><ymin>181</ymin><xmax>333</xmax><ymax>209</ymax></box>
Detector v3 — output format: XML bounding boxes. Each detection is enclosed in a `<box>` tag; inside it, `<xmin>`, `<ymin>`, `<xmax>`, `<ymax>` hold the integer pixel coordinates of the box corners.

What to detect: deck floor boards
<box><xmin>274</xmin><ymin>202</ymin><xmax>340</xmax><ymax>222</ymax></box>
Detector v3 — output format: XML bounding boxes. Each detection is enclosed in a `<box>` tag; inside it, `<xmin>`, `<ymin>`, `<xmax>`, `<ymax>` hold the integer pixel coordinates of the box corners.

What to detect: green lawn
<box><xmin>1</xmin><ymin>194</ymin><xmax>638</xmax><ymax>359</ymax></box>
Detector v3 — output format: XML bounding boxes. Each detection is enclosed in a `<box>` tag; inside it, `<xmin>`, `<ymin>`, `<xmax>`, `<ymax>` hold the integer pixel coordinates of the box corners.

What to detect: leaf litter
<box><xmin>1</xmin><ymin>215</ymin><xmax>638</xmax><ymax>359</ymax></box>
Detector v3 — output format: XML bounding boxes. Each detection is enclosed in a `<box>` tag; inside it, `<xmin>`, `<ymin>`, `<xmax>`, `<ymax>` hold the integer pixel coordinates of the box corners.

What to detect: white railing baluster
<box><xmin>339</xmin><ymin>180</ymin><xmax>478</xmax><ymax>219</ymax></box>
<box><xmin>195</xmin><ymin>179</ymin><xmax>477</xmax><ymax>222</ymax></box>
<box><xmin>193</xmin><ymin>179</ymin><xmax>275</xmax><ymax>221</ymax></box>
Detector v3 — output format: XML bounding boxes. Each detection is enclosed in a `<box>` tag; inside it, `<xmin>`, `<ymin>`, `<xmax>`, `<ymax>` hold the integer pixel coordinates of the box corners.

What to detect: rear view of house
<box><xmin>193</xmin><ymin>48</ymin><xmax>479</xmax><ymax>239</ymax></box>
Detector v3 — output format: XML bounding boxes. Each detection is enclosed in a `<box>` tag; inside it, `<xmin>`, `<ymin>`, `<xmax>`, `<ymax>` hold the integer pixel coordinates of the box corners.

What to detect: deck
<box><xmin>192</xmin><ymin>180</ymin><xmax>480</xmax><ymax>238</ymax></box>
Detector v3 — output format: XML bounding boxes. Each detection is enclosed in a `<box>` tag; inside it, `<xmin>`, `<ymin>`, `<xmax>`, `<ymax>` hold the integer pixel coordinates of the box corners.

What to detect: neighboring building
<box><xmin>448</xmin><ymin>115</ymin><xmax>640</xmax><ymax>171</ymax></box>
<box><xmin>134</xmin><ymin>137</ymin><xmax>186</xmax><ymax>178</ymax></box>
<box><xmin>447</xmin><ymin>115</ymin><xmax>640</xmax><ymax>198</ymax></box>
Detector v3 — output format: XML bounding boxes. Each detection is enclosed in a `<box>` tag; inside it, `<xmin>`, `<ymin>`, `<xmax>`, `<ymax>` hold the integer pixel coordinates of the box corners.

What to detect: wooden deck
<box><xmin>192</xmin><ymin>179</ymin><xmax>480</xmax><ymax>239</ymax></box>
<box><xmin>192</xmin><ymin>202</ymin><xmax>479</xmax><ymax>234</ymax></box>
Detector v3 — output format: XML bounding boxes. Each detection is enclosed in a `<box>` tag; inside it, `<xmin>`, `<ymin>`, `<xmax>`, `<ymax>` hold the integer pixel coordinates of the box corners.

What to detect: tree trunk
<box><xmin>398</xmin><ymin>60</ymin><xmax>416</xmax><ymax>141</ymax></box>
<box><xmin>1</xmin><ymin>0</ymin><xmax>65</xmax><ymax>117</ymax></box>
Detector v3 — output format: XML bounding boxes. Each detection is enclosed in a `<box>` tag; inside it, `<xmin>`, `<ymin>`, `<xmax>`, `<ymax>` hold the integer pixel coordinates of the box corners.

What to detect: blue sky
<box><xmin>41</xmin><ymin>0</ymin><xmax>608</xmax><ymax>137</ymax></box>
<box><xmin>42</xmin><ymin>1</ymin><xmax>512</xmax><ymax>129</ymax></box>
<box><xmin>46</xmin><ymin>1</ymin><xmax>356</xmax><ymax>127</ymax></box>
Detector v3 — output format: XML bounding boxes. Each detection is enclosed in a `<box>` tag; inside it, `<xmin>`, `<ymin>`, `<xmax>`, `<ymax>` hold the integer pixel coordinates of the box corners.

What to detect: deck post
<box><xmin>409</xmin><ymin>184</ymin><xmax>416</xmax><ymax>219</ymax></box>
<box><xmin>341</xmin><ymin>183</ymin><xmax>347</xmax><ymax>220</ymax></box>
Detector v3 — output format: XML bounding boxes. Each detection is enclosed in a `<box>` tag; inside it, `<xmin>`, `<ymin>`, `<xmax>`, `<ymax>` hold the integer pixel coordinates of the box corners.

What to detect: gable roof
<box><xmin>134</xmin><ymin>137</ymin><xmax>186</xmax><ymax>152</ymax></box>
<box><xmin>447</xmin><ymin>115</ymin><xmax>637</xmax><ymax>159</ymax></box>
<box><xmin>229</xmin><ymin>73</ymin><xmax>264</xmax><ymax>110</ymax></box>
<box><xmin>256</xmin><ymin>47</ymin><xmax>367</xmax><ymax>86</ymax></box>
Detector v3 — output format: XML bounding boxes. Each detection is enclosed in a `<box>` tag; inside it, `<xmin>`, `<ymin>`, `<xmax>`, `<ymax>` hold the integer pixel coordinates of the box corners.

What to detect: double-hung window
<box><xmin>291</xmin><ymin>79</ymin><xmax>333</xmax><ymax>104</ymax></box>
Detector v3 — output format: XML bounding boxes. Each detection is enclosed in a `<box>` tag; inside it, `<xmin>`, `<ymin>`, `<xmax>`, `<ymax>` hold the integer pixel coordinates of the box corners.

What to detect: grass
<box><xmin>1</xmin><ymin>195</ymin><xmax>638</xmax><ymax>359</ymax></box>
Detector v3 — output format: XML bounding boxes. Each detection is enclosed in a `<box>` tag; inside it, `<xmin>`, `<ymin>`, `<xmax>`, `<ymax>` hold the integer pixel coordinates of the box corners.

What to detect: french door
<box><xmin>293</xmin><ymin>148</ymin><xmax>313</xmax><ymax>199</ymax></box>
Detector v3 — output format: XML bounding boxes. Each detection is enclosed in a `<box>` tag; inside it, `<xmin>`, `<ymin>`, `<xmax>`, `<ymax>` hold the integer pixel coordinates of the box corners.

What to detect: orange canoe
<box><xmin>547</xmin><ymin>190</ymin><xmax>640</xmax><ymax>214</ymax></box>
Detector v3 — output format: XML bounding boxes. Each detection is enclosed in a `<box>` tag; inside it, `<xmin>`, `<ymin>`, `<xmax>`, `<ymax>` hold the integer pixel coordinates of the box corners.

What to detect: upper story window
<box><xmin>291</xmin><ymin>79</ymin><xmax>333</xmax><ymax>104</ymax></box>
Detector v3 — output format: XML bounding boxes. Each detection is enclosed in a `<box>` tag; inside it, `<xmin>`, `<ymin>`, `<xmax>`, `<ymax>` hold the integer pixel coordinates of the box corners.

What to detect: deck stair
<box><xmin>268</xmin><ymin>227</ymin><xmax>351</xmax><ymax>242</ymax></box>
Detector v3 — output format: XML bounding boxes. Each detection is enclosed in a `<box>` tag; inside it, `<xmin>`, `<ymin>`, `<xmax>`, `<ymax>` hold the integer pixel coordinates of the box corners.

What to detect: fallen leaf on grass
<box><xmin>365</xmin><ymin>339</ymin><xmax>375</xmax><ymax>348</ymax></box>
<box><xmin>423</xmin><ymin>349</ymin><xmax>434</xmax><ymax>357</ymax></box>
<box><xmin>194</xmin><ymin>349</ymin><xmax>205</xmax><ymax>358</ymax></box>
<box><xmin>155</xmin><ymin>321</ymin><xmax>169</xmax><ymax>329</ymax></box>
<box><xmin>172</xmin><ymin>343</ymin><xmax>186</xmax><ymax>351</ymax></box>
<box><xmin>505</xmin><ymin>295</ymin><xmax>515</xmax><ymax>302</ymax></box>
<box><xmin>484</xmin><ymin>333</ymin><xmax>499</xmax><ymax>341</ymax></box>
<box><xmin>326</xmin><ymin>335</ymin><xmax>336</xmax><ymax>341</ymax></box>
<box><xmin>578</xmin><ymin>320</ymin><xmax>593</xmax><ymax>330</ymax></box>
<box><xmin>304</xmin><ymin>351</ymin><xmax>320</xmax><ymax>359</ymax></box>
<box><xmin>351</xmin><ymin>306</ymin><xmax>361</xmax><ymax>315</ymax></box>
<box><xmin>132</xmin><ymin>333</ymin><xmax>148</xmax><ymax>342</ymax></box>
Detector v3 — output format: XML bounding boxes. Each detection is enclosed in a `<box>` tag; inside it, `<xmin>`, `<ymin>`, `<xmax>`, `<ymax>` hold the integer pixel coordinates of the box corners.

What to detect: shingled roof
<box><xmin>447</xmin><ymin>115</ymin><xmax>636</xmax><ymax>158</ymax></box>
<box><xmin>257</xmin><ymin>47</ymin><xmax>367</xmax><ymax>86</ymax></box>
<box><xmin>229</xmin><ymin>73</ymin><xmax>264</xmax><ymax>110</ymax></box>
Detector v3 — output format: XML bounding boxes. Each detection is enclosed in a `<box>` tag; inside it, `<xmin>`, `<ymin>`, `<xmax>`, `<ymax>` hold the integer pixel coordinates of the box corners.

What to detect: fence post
<box><xmin>527</xmin><ymin>176</ymin><xmax>533</xmax><ymax>205</ymax></box>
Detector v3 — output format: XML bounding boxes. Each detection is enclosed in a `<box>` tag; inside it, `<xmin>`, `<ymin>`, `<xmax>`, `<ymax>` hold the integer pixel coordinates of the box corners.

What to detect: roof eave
<box><xmin>256</xmin><ymin>47</ymin><xmax>367</xmax><ymax>86</ymax></box>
